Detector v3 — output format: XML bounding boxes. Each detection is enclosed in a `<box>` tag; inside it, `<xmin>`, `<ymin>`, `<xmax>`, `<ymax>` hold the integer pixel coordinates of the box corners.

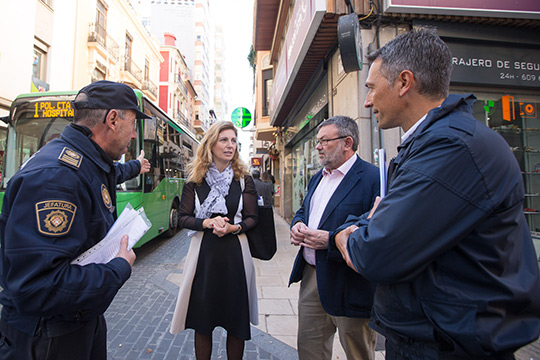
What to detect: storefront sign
<box><xmin>447</xmin><ymin>42</ymin><xmax>540</xmax><ymax>89</ymax></box>
<box><xmin>269</xmin><ymin>0</ymin><xmax>326</xmax><ymax>123</ymax></box>
<box><xmin>384</xmin><ymin>0</ymin><xmax>540</xmax><ymax>19</ymax></box>
<box><xmin>251</xmin><ymin>157</ymin><xmax>262</xmax><ymax>167</ymax></box>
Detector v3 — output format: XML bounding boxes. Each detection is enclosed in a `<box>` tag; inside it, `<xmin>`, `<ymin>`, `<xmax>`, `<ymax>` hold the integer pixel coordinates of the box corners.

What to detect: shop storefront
<box><xmin>282</xmin><ymin>73</ymin><xmax>328</xmax><ymax>218</ymax></box>
<box><xmin>424</xmin><ymin>21</ymin><xmax>540</xmax><ymax>258</ymax></box>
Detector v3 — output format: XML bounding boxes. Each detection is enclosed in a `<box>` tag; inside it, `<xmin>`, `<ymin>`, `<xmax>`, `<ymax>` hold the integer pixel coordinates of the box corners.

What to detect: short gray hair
<box><xmin>74</xmin><ymin>91</ymin><xmax>129</xmax><ymax>126</ymax></box>
<box><xmin>366</xmin><ymin>27</ymin><xmax>452</xmax><ymax>100</ymax></box>
<box><xmin>317</xmin><ymin>115</ymin><xmax>359</xmax><ymax>151</ymax></box>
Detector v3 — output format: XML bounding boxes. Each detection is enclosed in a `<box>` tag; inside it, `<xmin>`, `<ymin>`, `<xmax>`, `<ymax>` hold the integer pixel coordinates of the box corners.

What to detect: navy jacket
<box><xmin>0</xmin><ymin>124</ymin><xmax>139</xmax><ymax>337</ymax></box>
<box><xmin>339</xmin><ymin>94</ymin><xmax>540</xmax><ymax>356</ymax></box>
<box><xmin>289</xmin><ymin>155</ymin><xmax>379</xmax><ymax>318</ymax></box>
<box><xmin>253</xmin><ymin>178</ymin><xmax>273</xmax><ymax>206</ymax></box>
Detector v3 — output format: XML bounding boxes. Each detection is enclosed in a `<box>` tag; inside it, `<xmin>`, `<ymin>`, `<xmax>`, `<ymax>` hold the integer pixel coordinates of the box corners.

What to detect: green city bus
<box><xmin>0</xmin><ymin>89</ymin><xmax>199</xmax><ymax>247</ymax></box>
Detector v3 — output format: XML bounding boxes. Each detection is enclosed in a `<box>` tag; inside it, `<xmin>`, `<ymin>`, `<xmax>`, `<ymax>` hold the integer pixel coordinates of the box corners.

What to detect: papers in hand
<box><xmin>71</xmin><ymin>203</ymin><xmax>152</xmax><ymax>266</ymax></box>
<box><xmin>378</xmin><ymin>148</ymin><xmax>387</xmax><ymax>198</ymax></box>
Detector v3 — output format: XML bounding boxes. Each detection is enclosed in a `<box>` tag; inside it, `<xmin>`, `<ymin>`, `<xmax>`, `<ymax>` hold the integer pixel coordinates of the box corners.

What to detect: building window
<box><xmin>92</xmin><ymin>60</ymin><xmax>107</xmax><ymax>82</ymax></box>
<box><xmin>32</xmin><ymin>48</ymin><xmax>45</xmax><ymax>80</ymax></box>
<box><xmin>32</xmin><ymin>39</ymin><xmax>50</xmax><ymax>91</ymax></box>
<box><xmin>96</xmin><ymin>0</ymin><xmax>107</xmax><ymax>45</ymax></box>
<box><xmin>144</xmin><ymin>58</ymin><xmax>150</xmax><ymax>81</ymax></box>
<box><xmin>125</xmin><ymin>33</ymin><xmax>133</xmax><ymax>71</ymax></box>
<box><xmin>262</xmin><ymin>69</ymin><xmax>273</xmax><ymax>117</ymax></box>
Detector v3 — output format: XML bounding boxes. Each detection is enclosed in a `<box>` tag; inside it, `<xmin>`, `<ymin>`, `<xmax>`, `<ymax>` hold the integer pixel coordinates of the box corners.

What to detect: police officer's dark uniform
<box><xmin>0</xmin><ymin>81</ymin><xmax>150</xmax><ymax>359</ymax></box>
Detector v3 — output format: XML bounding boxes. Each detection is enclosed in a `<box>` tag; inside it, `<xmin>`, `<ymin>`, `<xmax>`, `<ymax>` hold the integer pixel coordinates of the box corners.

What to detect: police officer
<box><xmin>0</xmin><ymin>80</ymin><xmax>151</xmax><ymax>359</ymax></box>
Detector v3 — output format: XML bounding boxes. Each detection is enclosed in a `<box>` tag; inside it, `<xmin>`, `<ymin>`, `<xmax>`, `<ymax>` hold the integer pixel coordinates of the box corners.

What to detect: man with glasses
<box><xmin>0</xmin><ymin>80</ymin><xmax>150</xmax><ymax>359</ymax></box>
<box><xmin>289</xmin><ymin>115</ymin><xmax>380</xmax><ymax>360</ymax></box>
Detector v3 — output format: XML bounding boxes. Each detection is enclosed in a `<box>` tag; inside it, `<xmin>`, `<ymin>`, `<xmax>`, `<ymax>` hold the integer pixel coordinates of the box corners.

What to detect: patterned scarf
<box><xmin>196</xmin><ymin>162</ymin><xmax>234</xmax><ymax>220</ymax></box>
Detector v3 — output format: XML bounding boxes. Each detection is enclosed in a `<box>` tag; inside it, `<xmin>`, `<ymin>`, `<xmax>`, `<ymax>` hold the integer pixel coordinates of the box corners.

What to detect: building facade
<box><xmin>0</xmin><ymin>0</ymin><xmax>162</xmax><ymax>106</ymax></box>
<box><xmin>159</xmin><ymin>33</ymin><xmax>197</xmax><ymax>134</ymax></box>
<box><xmin>0</xmin><ymin>0</ymin><xmax>163</xmax><ymax>178</ymax></box>
<box><xmin>139</xmin><ymin>0</ymin><xmax>219</xmax><ymax>138</ymax></box>
<box><xmin>213</xmin><ymin>24</ymin><xmax>228</xmax><ymax>121</ymax></box>
<box><xmin>253</xmin><ymin>0</ymin><xmax>540</xmax><ymax>264</ymax></box>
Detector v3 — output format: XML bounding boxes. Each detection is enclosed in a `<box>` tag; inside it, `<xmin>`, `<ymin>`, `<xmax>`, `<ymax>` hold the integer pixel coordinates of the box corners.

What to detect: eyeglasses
<box><xmin>316</xmin><ymin>136</ymin><xmax>347</xmax><ymax>146</ymax></box>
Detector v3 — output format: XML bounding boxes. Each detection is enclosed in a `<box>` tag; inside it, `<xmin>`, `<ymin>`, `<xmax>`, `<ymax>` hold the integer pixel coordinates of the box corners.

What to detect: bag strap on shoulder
<box><xmin>240</xmin><ymin>176</ymin><xmax>245</xmax><ymax>192</ymax></box>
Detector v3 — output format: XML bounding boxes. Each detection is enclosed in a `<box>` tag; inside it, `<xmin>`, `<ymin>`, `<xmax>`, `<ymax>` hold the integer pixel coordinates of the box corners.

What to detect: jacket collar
<box><xmin>399</xmin><ymin>93</ymin><xmax>477</xmax><ymax>151</ymax></box>
<box><xmin>309</xmin><ymin>156</ymin><xmax>365</xmax><ymax>228</ymax></box>
<box><xmin>61</xmin><ymin>124</ymin><xmax>114</xmax><ymax>173</ymax></box>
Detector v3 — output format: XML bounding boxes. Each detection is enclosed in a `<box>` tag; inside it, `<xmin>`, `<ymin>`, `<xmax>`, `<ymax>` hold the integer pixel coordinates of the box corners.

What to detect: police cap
<box><xmin>72</xmin><ymin>80</ymin><xmax>150</xmax><ymax>119</ymax></box>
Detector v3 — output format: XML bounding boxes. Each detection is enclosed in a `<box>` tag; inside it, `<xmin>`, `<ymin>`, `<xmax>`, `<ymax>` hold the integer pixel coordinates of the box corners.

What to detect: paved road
<box><xmin>105</xmin><ymin>229</ymin><xmax>298</xmax><ymax>360</ymax></box>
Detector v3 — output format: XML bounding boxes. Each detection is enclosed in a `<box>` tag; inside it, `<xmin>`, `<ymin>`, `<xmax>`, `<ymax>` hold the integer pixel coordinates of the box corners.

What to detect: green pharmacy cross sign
<box><xmin>231</xmin><ymin>107</ymin><xmax>252</xmax><ymax>128</ymax></box>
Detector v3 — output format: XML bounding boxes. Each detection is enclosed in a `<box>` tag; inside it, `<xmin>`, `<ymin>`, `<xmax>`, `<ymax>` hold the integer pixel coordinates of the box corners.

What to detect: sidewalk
<box><xmin>247</xmin><ymin>211</ymin><xmax>539</xmax><ymax>360</ymax></box>
<box><xmin>251</xmin><ymin>211</ymin><xmax>385</xmax><ymax>360</ymax></box>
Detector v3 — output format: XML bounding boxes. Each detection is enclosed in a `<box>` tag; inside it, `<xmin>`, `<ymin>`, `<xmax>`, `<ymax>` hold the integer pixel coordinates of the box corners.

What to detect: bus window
<box><xmin>144</xmin><ymin>116</ymin><xmax>165</xmax><ymax>192</ymax></box>
<box><xmin>3</xmin><ymin>97</ymin><xmax>73</xmax><ymax>187</ymax></box>
<box><xmin>162</xmin><ymin>123</ymin><xmax>183</xmax><ymax>179</ymax></box>
<box><xmin>120</xmin><ymin>119</ymin><xmax>142</xmax><ymax>191</ymax></box>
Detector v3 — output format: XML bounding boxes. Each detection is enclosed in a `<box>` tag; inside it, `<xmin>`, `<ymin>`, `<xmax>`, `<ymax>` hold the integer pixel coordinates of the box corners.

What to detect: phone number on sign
<box><xmin>499</xmin><ymin>73</ymin><xmax>540</xmax><ymax>82</ymax></box>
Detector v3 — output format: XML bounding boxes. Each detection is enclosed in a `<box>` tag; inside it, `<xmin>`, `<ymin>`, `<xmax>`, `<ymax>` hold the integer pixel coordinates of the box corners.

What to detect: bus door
<box><xmin>141</xmin><ymin>116</ymin><xmax>169</xmax><ymax>234</ymax></box>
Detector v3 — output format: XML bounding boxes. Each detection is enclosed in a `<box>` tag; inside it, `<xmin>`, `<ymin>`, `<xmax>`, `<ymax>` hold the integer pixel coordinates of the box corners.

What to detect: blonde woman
<box><xmin>170</xmin><ymin>121</ymin><xmax>259</xmax><ymax>360</ymax></box>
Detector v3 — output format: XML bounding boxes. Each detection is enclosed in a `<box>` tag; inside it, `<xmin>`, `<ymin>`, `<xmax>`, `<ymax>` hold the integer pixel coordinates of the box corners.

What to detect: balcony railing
<box><xmin>142</xmin><ymin>80</ymin><xmax>158</xmax><ymax>98</ymax></box>
<box><xmin>176</xmin><ymin>75</ymin><xmax>188</xmax><ymax>98</ymax></box>
<box><xmin>124</xmin><ymin>58</ymin><xmax>143</xmax><ymax>83</ymax></box>
<box><xmin>176</xmin><ymin>110</ymin><xmax>193</xmax><ymax>130</ymax></box>
<box><xmin>88</xmin><ymin>23</ymin><xmax>119</xmax><ymax>62</ymax></box>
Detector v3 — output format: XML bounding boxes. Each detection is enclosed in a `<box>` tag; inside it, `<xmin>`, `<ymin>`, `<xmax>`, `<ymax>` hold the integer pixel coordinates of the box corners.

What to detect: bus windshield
<box><xmin>3</xmin><ymin>94</ymin><xmax>142</xmax><ymax>191</ymax></box>
<box><xmin>3</xmin><ymin>96</ymin><xmax>75</xmax><ymax>187</ymax></box>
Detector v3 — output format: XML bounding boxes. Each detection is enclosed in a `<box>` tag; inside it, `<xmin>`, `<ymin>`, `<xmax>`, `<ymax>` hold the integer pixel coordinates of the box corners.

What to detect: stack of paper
<box><xmin>378</xmin><ymin>148</ymin><xmax>387</xmax><ymax>198</ymax></box>
<box><xmin>71</xmin><ymin>204</ymin><xmax>152</xmax><ymax>266</ymax></box>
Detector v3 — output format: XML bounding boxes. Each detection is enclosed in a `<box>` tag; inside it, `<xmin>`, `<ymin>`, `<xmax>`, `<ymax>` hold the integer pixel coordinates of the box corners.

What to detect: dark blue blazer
<box><xmin>288</xmin><ymin>155</ymin><xmax>379</xmax><ymax>317</ymax></box>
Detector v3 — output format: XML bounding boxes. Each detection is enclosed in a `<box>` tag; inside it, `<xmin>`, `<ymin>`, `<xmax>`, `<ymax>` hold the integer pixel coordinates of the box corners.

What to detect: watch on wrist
<box><xmin>232</xmin><ymin>224</ymin><xmax>241</xmax><ymax>235</ymax></box>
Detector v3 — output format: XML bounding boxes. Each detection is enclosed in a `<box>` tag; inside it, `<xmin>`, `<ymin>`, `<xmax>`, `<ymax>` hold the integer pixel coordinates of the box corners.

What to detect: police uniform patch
<box><xmin>101</xmin><ymin>184</ymin><xmax>114</xmax><ymax>212</ymax></box>
<box><xmin>58</xmin><ymin>147</ymin><xmax>82</xmax><ymax>169</ymax></box>
<box><xmin>36</xmin><ymin>200</ymin><xmax>77</xmax><ymax>236</ymax></box>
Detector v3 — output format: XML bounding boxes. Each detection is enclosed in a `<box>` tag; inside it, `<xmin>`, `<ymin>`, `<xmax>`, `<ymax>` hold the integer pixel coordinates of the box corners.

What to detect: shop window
<box><xmin>464</xmin><ymin>90</ymin><xmax>540</xmax><ymax>257</ymax></box>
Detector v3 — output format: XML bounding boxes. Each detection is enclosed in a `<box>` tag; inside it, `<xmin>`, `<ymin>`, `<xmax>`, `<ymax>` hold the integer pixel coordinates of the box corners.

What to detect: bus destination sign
<box><xmin>34</xmin><ymin>101</ymin><xmax>74</xmax><ymax>118</ymax></box>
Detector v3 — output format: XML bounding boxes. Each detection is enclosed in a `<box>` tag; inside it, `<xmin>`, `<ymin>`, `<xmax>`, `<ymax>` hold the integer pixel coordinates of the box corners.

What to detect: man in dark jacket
<box><xmin>252</xmin><ymin>169</ymin><xmax>273</xmax><ymax>206</ymax></box>
<box><xmin>289</xmin><ymin>115</ymin><xmax>379</xmax><ymax>360</ymax></box>
<box><xmin>333</xmin><ymin>27</ymin><xmax>540</xmax><ymax>359</ymax></box>
<box><xmin>0</xmin><ymin>81</ymin><xmax>150</xmax><ymax>359</ymax></box>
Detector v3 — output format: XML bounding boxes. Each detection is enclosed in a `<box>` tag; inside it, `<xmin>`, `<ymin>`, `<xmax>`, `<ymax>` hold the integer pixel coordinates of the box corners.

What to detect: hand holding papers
<box><xmin>71</xmin><ymin>204</ymin><xmax>152</xmax><ymax>266</ymax></box>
